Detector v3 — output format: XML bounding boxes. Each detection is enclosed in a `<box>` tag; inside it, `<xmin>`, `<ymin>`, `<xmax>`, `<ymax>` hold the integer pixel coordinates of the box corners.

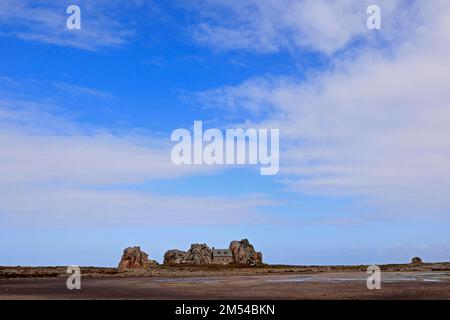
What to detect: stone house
<box><xmin>211</xmin><ymin>247</ymin><xmax>233</xmax><ymax>264</ymax></box>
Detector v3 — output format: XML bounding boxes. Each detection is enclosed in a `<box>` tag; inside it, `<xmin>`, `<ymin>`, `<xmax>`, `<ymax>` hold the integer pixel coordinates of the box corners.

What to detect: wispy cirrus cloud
<box><xmin>0</xmin><ymin>0</ymin><xmax>134</xmax><ymax>50</ymax></box>
<box><xmin>188</xmin><ymin>0</ymin><xmax>404</xmax><ymax>55</ymax></box>
<box><xmin>52</xmin><ymin>81</ymin><xmax>113</xmax><ymax>99</ymax></box>
<box><xmin>0</xmin><ymin>185</ymin><xmax>273</xmax><ymax>228</ymax></box>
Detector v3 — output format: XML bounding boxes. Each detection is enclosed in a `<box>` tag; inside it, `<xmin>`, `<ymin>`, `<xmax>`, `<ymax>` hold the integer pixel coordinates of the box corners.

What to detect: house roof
<box><xmin>212</xmin><ymin>249</ymin><xmax>232</xmax><ymax>257</ymax></box>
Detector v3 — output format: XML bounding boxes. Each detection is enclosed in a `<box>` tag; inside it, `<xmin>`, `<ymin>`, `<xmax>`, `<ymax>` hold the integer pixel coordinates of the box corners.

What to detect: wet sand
<box><xmin>1</xmin><ymin>272</ymin><xmax>449</xmax><ymax>300</ymax></box>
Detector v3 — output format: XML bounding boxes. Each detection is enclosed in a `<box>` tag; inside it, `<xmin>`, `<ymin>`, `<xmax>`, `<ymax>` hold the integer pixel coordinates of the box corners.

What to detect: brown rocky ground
<box><xmin>2</xmin><ymin>262</ymin><xmax>450</xmax><ymax>278</ymax></box>
<box><xmin>1</xmin><ymin>263</ymin><xmax>449</xmax><ymax>299</ymax></box>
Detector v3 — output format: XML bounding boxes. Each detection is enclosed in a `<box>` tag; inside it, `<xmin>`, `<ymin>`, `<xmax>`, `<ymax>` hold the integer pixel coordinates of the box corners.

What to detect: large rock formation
<box><xmin>117</xmin><ymin>246</ymin><xmax>158</xmax><ymax>271</ymax></box>
<box><xmin>163</xmin><ymin>249</ymin><xmax>188</xmax><ymax>265</ymax></box>
<box><xmin>163</xmin><ymin>240</ymin><xmax>263</xmax><ymax>266</ymax></box>
<box><xmin>229</xmin><ymin>239</ymin><xmax>263</xmax><ymax>266</ymax></box>
<box><xmin>164</xmin><ymin>244</ymin><xmax>213</xmax><ymax>265</ymax></box>
<box><xmin>186</xmin><ymin>243</ymin><xmax>213</xmax><ymax>265</ymax></box>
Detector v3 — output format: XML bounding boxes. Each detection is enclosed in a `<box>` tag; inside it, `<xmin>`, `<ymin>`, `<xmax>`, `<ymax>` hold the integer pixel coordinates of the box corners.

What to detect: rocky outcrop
<box><xmin>229</xmin><ymin>239</ymin><xmax>263</xmax><ymax>266</ymax></box>
<box><xmin>118</xmin><ymin>246</ymin><xmax>158</xmax><ymax>271</ymax></box>
<box><xmin>163</xmin><ymin>240</ymin><xmax>263</xmax><ymax>266</ymax></box>
<box><xmin>256</xmin><ymin>251</ymin><xmax>263</xmax><ymax>264</ymax></box>
<box><xmin>411</xmin><ymin>257</ymin><xmax>423</xmax><ymax>265</ymax></box>
<box><xmin>163</xmin><ymin>249</ymin><xmax>188</xmax><ymax>265</ymax></box>
<box><xmin>186</xmin><ymin>243</ymin><xmax>213</xmax><ymax>265</ymax></box>
<box><xmin>164</xmin><ymin>244</ymin><xmax>213</xmax><ymax>265</ymax></box>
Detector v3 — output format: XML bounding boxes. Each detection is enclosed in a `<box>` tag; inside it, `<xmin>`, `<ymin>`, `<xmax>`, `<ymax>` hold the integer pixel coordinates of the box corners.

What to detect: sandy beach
<box><xmin>1</xmin><ymin>266</ymin><xmax>449</xmax><ymax>300</ymax></box>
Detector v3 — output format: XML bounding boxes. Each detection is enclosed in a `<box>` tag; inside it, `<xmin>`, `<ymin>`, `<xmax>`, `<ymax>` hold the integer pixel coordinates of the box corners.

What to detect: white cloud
<box><xmin>0</xmin><ymin>89</ymin><xmax>275</xmax><ymax>227</ymax></box>
<box><xmin>0</xmin><ymin>186</ymin><xmax>272</xmax><ymax>227</ymax></box>
<box><xmin>0</xmin><ymin>122</ymin><xmax>274</xmax><ymax>227</ymax></box>
<box><xmin>197</xmin><ymin>1</ymin><xmax>450</xmax><ymax>216</ymax></box>
<box><xmin>197</xmin><ymin>77</ymin><xmax>283</xmax><ymax>115</ymax></box>
<box><xmin>190</xmin><ymin>0</ymin><xmax>403</xmax><ymax>55</ymax></box>
<box><xmin>0</xmin><ymin>0</ymin><xmax>133</xmax><ymax>50</ymax></box>
<box><xmin>0</xmin><ymin>131</ymin><xmax>202</xmax><ymax>185</ymax></box>
<box><xmin>52</xmin><ymin>82</ymin><xmax>113</xmax><ymax>99</ymax></box>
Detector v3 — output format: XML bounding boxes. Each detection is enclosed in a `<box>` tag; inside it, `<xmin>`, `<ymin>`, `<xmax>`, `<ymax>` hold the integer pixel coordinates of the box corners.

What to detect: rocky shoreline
<box><xmin>2</xmin><ymin>238</ymin><xmax>449</xmax><ymax>280</ymax></box>
<box><xmin>1</xmin><ymin>262</ymin><xmax>450</xmax><ymax>279</ymax></box>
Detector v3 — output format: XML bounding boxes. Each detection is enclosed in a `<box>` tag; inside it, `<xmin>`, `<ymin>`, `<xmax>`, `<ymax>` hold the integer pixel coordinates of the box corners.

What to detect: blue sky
<box><xmin>1</xmin><ymin>0</ymin><xmax>450</xmax><ymax>266</ymax></box>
